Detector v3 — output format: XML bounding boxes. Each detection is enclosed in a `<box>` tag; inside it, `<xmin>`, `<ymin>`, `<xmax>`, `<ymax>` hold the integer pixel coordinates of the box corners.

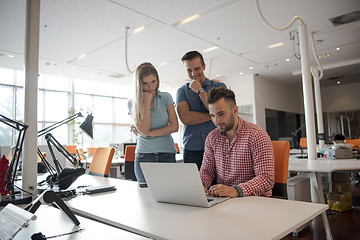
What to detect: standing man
<box><xmin>201</xmin><ymin>87</ymin><xmax>274</xmax><ymax>197</ymax></box>
<box><xmin>176</xmin><ymin>51</ymin><xmax>226</xmax><ymax>170</ymax></box>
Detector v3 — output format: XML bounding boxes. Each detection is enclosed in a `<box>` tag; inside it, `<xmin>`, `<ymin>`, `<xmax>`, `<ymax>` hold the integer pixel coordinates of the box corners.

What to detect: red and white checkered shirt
<box><xmin>200</xmin><ymin>117</ymin><xmax>275</xmax><ymax>197</ymax></box>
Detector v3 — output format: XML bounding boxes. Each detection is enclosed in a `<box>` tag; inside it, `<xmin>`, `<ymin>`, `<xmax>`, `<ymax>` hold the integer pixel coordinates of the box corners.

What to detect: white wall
<box><xmin>321</xmin><ymin>82</ymin><xmax>360</xmax><ymax>112</ymax></box>
<box><xmin>224</xmin><ymin>74</ymin><xmax>255</xmax><ymax>108</ymax></box>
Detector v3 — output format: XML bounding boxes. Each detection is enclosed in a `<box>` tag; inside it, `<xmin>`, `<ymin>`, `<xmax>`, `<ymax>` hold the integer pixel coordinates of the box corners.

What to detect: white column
<box><xmin>298</xmin><ymin>23</ymin><xmax>317</xmax><ymax>160</ymax></box>
<box><xmin>22</xmin><ymin>0</ymin><xmax>40</xmax><ymax>197</ymax></box>
<box><xmin>313</xmin><ymin>75</ymin><xmax>325</xmax><ymax>149</ymax></box>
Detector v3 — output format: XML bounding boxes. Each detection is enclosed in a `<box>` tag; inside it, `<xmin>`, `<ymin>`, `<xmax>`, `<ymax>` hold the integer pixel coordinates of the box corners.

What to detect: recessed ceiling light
<box><xmin>285</xmin><ymin>58</ymin><xmax>290</xmax><ymax>62</ymax></box>
<box><xmin>203</xmin><ymin>46</ymin><xmax>219</xmax><ymax>53</ymax></box>
<box><xmin>267</xmin><ymin>42</ymin><xmax>284</xmax><ymax>49</ymax></box>
<box><xmin>8</xmin><ymin>54</ymin><xmax>14</xmax><ymax>58</ymax></box>
<box><xmin>249</xmin><ymin>66</ymin><xmax>254</xmax><ymax>70</ymax></box>
<box><xmin>72</xmin><ymin>66</ymin><xmax>76</xmax><ymax>69</ymax></box>
<box><xmin>239</xmin><ymin>72</ymin><xmax>244</xmax><ymax>75</ymax></box>
<box><xmin>336</xmin><ymin>47</ymin><xmax>340</xmax><ymax>51</ymax></box>
<box><xmin>159</xmin><ymin>62</ymin><xmax>168</xmax><ymax>66</ymax></box>
<box><xmin>337</xmin><ymin>81</ymin><xmax>341</xmax><ymax>85</ymax></box>
<box><xmin>216</xmin><ymin>74</ymin><xmax>220</xmax><ymax>77</ymax></box>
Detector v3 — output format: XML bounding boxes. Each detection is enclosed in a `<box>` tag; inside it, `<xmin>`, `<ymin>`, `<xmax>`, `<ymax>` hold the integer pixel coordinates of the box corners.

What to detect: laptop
<box><xmin>140</xmin><ymin>162</ymin><xmax>229</xmax><ymax>208</ymax></box>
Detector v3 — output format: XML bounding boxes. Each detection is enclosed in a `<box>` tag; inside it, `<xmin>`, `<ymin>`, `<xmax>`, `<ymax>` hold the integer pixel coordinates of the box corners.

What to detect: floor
<box><xmin>281</xmin><ymin>176</ymin><xmax>360</xmax><ymax>240</ymax></box>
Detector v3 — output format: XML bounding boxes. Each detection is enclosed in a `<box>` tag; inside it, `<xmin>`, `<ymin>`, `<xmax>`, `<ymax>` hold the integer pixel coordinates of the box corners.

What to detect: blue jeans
<box><xmin>135</xmin><ymin>153</ymin><xmax>176</xmax><ymax>184</ymax></box>
<box><xmin>183</xmin><ymin>150</ymin><xmax>204</xmax><ymax>170</ymax></box>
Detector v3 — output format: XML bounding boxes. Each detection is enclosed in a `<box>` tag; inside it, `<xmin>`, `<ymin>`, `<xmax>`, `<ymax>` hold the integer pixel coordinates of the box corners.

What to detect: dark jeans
<box><xmin>184</xmin><ymin>149</ymin><xmax>217</xmax><ymax>185</ymax></box>
<box><xmin>183</xmin><ymin>150</ymin><xmax>204</xmax><ymax>170</ymax></box>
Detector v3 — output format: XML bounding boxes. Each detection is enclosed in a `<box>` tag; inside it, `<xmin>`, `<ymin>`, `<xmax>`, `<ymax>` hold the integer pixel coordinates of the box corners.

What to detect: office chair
<box><xmin>124</xmin><ymin>145</ymin><xmax>137</xmax><ymax>181</ymax></box>
<box><xmin>174</xmin><ymin>143</ymin><xmax>180</xmax><ymax>154</ymax></box>
<box><xmin>65</xmin><ymin>145</ymin><xmax>77</xmax><ymax>155</ymax></box>
<box><xmin>346</xmin><ymin>139</ymin><xmax>360</xmax><ymax>149</ymax></box>
<box><xmin>76</xmin><ymin>148</ymin><xmax>86</xmax><ymax>160</ymax></box>
<box><xmin>88</xmin><ymin>147</ymin><xmax>115</xmax><ymax>177</ymax></box>
<box><xmin>87</xmin><ymin>147</ymin><xmax>97</xmax><ymax>156</ymax></box>
<box><xmin>299</xmin><ymin>138</ymin><xmax>307</xmax><ymax>149</ymax></box>
<box><xmin>271</xmin><ymin>141</ymin><xmax>290</xmax><ymax>199</ymax></box>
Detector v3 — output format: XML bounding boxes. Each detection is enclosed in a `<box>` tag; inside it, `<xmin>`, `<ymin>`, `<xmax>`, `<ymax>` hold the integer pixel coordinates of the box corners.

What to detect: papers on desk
<box><xmin>0</xmin><ymin>203</ymin><xmax>36</xmax><ymax>240</ymax></box>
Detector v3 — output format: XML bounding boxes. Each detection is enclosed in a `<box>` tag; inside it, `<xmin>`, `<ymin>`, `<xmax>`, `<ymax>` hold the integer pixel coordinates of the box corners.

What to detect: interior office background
<box><xmin>1</xmin><ymin>0</ymin><xmax>360</xmax><ymax>155</ymax></box>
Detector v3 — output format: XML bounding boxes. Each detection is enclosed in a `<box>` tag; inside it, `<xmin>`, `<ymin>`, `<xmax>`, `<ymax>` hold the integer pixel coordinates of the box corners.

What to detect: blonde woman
<box><xmin>128</xmin><ymin>62</ymin><xmax>178</xmax><ymax>185</ymax></box>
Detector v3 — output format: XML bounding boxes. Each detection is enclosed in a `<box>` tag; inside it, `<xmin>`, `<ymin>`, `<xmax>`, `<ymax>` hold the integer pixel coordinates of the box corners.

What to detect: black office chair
<box><xmin>124</xmin><ymin>145</ymin><xmax>137</xmax><ymax>181</ymax></box>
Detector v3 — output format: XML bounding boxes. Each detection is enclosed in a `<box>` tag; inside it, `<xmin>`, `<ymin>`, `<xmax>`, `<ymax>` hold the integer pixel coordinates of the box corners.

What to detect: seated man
<box><xmin>200</xmin><ymin>87</ymin><xmax>275</xmax><ymax>197</ymax></box>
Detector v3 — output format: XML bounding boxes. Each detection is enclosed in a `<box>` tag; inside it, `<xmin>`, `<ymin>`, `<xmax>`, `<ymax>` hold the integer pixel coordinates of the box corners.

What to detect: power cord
<box><xmin>31</xmin><ymin>228</ymin><xmax>84</xmax><ymax>239</ymax></box>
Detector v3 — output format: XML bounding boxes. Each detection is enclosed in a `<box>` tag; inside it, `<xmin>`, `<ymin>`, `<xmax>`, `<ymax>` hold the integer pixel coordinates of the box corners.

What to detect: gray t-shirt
<box><xmin>128</xmin><ymin>90</ymin><xmax>176</xmax><ymax>153</ymax></box>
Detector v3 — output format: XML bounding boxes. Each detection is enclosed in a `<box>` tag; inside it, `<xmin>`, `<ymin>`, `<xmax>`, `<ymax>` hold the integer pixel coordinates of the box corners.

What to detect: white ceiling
<box><xmin>0</xmin><ymin>0</ymin><xmax>359</xmax><ymax>91</ymax></box>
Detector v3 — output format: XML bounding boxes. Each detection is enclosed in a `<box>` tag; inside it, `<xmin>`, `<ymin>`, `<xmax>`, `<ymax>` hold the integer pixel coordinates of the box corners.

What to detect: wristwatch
<box><xmin>197</xmin><ymin>88</ymin><xmax>205</xmax><ymax>95</ymax></box>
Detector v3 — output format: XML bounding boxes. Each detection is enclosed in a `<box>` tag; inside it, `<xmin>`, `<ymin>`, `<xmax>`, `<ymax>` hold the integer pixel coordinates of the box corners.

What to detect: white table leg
<box><xmin>313</xmin><ymin>172</ymin><xmax>333</xmax><ymax>240</ymax></box>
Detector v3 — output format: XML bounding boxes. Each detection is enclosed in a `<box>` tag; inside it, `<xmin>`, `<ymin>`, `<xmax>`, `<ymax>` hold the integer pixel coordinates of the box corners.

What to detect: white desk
<box><xmin>288</xmin><ymin>158</ymin><xmax>360</xmax><ymax>240</ymax></box>
<box><xmin>66</xmin><ymin>175</ymin><xmax>328</xmax><ymax>240</ymax></box>
<box><xmin>13</xmin><ymin>205</ymin><xmax>147</xmax><ymax>240</ymax></box>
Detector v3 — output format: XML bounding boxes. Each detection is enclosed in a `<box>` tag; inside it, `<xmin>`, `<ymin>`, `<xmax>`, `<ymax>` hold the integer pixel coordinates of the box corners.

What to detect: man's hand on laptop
<box><xmin>208</xmin><ymin>184</ymin><xmax>239</xmax><ymax>198</ymax></box>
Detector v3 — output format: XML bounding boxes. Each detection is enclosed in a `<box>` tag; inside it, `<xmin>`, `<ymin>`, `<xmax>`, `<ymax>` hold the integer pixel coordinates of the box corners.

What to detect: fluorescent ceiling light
<box><xmin>77</xmin><ymin>54</ymin><xmax>86</xmax><ymax>60</ymax></box>
<box><xmin>133</xmin><ymin>26</ymin><xmax>145</xmax><ymax>35</ymax></box>
<box><xmin>173</xmin><ymin>14</ymin><xmax>201</xmax><ymax>26</ymax></box>
<box><xmin>203</xmin><ymin>46</ymin><xmax>219</xmax><ymax>53</ymax></box>
<box><xmin>317</xmin><ymin>53</ymin><xmax>331</xmax><ymax>59</ymax></box>
<box><xmin>179</xmin><ymin>14</ymin><xmax>200</xmax><ymax>25</ymax></box>
<box><xmin>267</xmin><ymin>42</ymin><xmax>284</xmax><ymax>49</ymax></box>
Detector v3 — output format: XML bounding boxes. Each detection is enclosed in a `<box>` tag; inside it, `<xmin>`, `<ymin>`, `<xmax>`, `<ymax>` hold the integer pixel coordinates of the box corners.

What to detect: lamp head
<box><xmin>80</xmin><ymin>114</ymin><xmax>93</xmax><ymax>139</ymax></box>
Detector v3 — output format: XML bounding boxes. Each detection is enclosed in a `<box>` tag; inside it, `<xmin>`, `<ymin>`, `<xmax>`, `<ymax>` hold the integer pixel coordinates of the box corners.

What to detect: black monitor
<box><xmin>123</xmin><ymin>142</ymin><xmax>137</xmax><ymax>155</ymax></box>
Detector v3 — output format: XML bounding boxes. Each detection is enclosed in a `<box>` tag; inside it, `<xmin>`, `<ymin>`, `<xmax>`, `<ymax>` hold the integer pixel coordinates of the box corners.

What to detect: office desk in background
<box><xmin>13</xmin><ymin>205</ymin><xmax>147</xmax><ymax>240</ymax></box>
<box><xmin>66</xmin><ymin>175</ymin><xmax>328</xmax><ymax>240</ymax></box>
<box><xmin>288</xmin><ymin>158</ymin><xmax>360</xmax><ymax>240</ymax></box>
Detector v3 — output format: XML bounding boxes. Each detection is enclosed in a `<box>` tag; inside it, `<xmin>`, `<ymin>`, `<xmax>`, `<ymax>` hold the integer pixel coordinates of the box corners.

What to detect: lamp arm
<box><xmin>4</xmin><ymin>124</ymin><xmax>28</xmax><ymax>193</ymax></box>
<box><xmin>45</xmin><ymin>133</ymin><xmax>79</xmax><ymax>175</ymax></box>
<box><xmin>38</xmin><ymin>113</ymin><xmax>82</xmax><ymax>137</ymax></box>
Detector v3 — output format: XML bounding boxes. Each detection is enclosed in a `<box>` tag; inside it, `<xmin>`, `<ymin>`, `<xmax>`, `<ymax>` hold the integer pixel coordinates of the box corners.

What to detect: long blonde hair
<box><xmin>131</xmin><ymin>62</ymin><xmax>160</xmax><ymax>126</ymax></box>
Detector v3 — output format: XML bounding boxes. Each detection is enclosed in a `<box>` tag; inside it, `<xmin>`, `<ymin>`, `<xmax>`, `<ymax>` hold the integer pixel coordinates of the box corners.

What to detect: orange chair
<box><xmin>174</xmin><ymin>143</ymin><xmax>180</xmax><ymax>154</ymax></box>
<box><xmin>346</xmin><ymin>139</ymin><xmax>360</xmax><ymax>149</ymax></box>
<box><xmin>87</xmin><ymin>147</ymin><xmax>97</xmax><ymax>156</ymax></box>
<box><xmin>272</xmin><ymin>141</ymin><xmax>290</xmax><ymax>198</ymax></box>
<box><xmin>88</xmin><ymin>147</ymin><xmax>115</xmax><ymax>177</ymax></box>
<box><xmin>299</xmin><ymin>138</ymin><xmax>307</xmax><ymax>149</ymax></box>
<box><xmin>66</xmin><ymin>145</ymin><xmax>77</xmax><ymax>155</ymax></box>
<box><xmin>124</xmin><ymin>145</ymin><xmax>136</xmax><ymax>181</ymax></box>
<box><xmin>37</xmin><ymin>152</ymin><xmax>47</xmax><ymax>162</ymax></box>
<box><xmin>76</xmin><ymin>148</ymin><xmax>86</xmax><ymax>161</ymax></box>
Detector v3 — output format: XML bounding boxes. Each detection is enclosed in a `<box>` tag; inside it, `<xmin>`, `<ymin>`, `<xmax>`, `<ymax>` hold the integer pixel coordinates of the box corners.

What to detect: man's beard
<box><xmin>218</xmin><ymin>114</ymin><xmax>235</xmax><ymax>134</ymax></box>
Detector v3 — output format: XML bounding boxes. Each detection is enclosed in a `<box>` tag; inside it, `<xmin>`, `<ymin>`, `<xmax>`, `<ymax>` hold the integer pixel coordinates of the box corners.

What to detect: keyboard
<box><xmin>0</xmin><ymin>203</ymin><xmax>37</xmax><ymax>240</ymax></box>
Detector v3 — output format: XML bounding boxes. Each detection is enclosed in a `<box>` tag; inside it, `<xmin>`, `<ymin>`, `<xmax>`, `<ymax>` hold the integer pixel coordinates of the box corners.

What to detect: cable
<box><xmin>125</xmin><ymin>27</ymin><xmax>134</xmax><ymax>74</ymax></box>
<box><xmin>255</xmin><ymin>0</ymin><xmax>304</xmax><ymax>32</ymax></box>
<box><xmin>310</xmin><ymin>32</ymin><xmax>324</xmax><ymax>80</ymax></box>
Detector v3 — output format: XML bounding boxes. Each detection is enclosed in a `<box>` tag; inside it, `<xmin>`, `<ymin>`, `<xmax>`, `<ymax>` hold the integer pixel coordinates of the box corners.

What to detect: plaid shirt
<box><xmin>200</xmin><ymin>117</ymin><xmax>275</xmax><ymax>197</ymax></box>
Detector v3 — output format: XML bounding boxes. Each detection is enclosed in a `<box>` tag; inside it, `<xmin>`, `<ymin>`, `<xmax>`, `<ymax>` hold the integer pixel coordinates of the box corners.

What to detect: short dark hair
<box><xmin>181</xmin><ymin>51</ymin><xmax>205</xmax><ymax>65</ymax></box>
<box><xmin>207</xmin><ymin>87</ymin><xmax>236</xmax><ymax>105</ymax></box>
<box><xmin>333</xmin><ymin>134</ymin><xmax>345</xmax><ymax>141</ymax></box>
